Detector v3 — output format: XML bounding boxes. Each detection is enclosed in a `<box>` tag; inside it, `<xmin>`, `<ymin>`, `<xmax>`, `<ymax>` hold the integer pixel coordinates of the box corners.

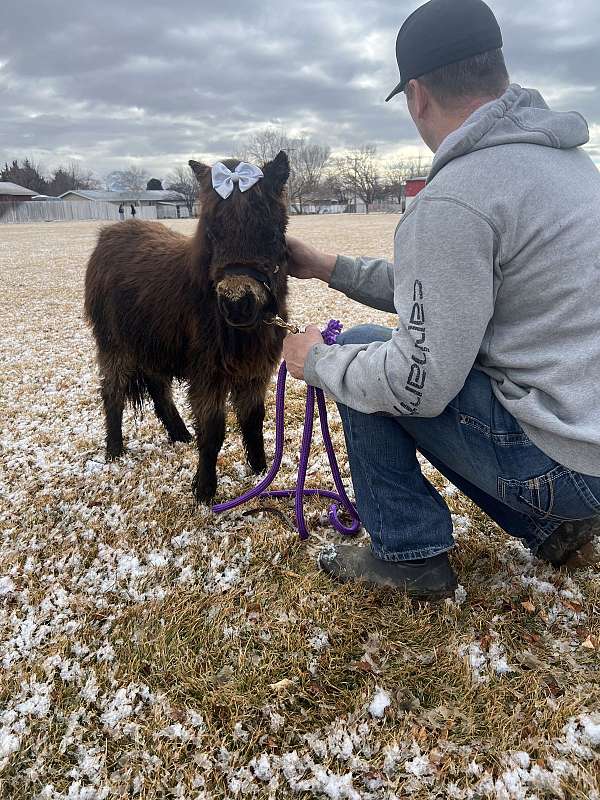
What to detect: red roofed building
<box><xmin>403</xmin><ymin>176</ymin><xmax>427</xmax><ymax>211</ymax></box>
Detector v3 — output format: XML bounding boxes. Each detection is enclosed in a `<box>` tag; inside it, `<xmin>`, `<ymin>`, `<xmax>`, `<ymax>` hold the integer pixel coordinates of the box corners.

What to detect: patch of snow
<box><xmin>368</xmin><ymin>687</ymin><xmax>391</xmax><ymax>719</ymax></box>
<box><xmin>308</xmin><ymin>627</ymin><xmax>330</xmax><ymax>651</ymax></box>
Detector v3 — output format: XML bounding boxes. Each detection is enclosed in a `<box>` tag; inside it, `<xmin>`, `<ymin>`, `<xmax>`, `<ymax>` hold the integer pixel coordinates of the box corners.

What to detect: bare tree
<box><xmin>239</xmin><ymin>128</ymin><xmax>331</xmax><ymax>213</ymax></box>
<box><xmin>384</xmin><ymin>155</ymin><xmax>432</xmax><ymax>203</ymax></box>
<box><xmin>317</xmin><ymin>170</ymin><xmax>350</xmax><ymax>207</ymax></box>
<box><xmin>165</xmin><ymin>165</ymin><xmax>198</xmax><ymax>216</ymax></box>
<box><xmin>336</xmin><ymin>146</ymin><xmax>382</xmax><ymax>213</ymax></box>
<box><xmin>47</xmin><ymin>162</ymin><xmax>99</xmax><ymax>196</ymax></box>
<box><xmin>105</xmin><ymin>166</ymin><xmax>149</xmax><ymax>194</ymax></box>
<box><xmin>242</xmin><ymin>128</ymin><xmax>290</xmax><ymax>165</ymax></box>
<box><xmin>291</xmin><ymin>142</ymin><xmax>331</xmax><ymax>213</ymax></box>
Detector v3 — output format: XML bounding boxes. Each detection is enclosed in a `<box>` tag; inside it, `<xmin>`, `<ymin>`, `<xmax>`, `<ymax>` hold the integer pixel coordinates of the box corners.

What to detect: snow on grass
<box><xmin>1</xmin><ymin>218</ymin><xmax>599</xmax><ymax>799</ymax></box>
<box><xmin>368</xmin><ymin>687</ymin><xmax>391</xmax><ymax>719</ymax></box>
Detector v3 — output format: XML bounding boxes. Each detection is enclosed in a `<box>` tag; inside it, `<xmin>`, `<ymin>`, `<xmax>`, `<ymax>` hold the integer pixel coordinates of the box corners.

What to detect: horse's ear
<box><xmin>189</xmin><ymin>160</ymin><xmax>211</xmax><ymax>188</ymax></box>
<box><xmin>263</xmin><ymin>150</ymin><xmax>290</xmax><ymax>195</ymax></box>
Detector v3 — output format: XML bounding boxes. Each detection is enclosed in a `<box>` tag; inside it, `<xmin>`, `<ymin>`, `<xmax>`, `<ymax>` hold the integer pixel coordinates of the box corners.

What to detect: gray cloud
<box><xmin>1</xmin><ymin>0</ymin><xmax>599</xmax><ymax>178</ymax></box>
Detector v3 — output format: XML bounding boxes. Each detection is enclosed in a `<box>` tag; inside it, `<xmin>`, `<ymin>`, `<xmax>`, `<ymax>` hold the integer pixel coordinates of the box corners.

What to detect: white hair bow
<box><xmin>211</xmin><ymin>161</ymin><xmax>264</xmax><ymax>199</ymax></box>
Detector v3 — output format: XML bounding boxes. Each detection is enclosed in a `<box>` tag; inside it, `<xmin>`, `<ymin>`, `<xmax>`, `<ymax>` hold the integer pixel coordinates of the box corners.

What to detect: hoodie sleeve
<box><xmin>329</xmin><ymin>254</ymin><xmax>396</xmax><ymax>313</ymax></box>
<box><xmin>304</xmin><ymin>198</ymin><xmax>496</xmax><ymax>417</ymax></box>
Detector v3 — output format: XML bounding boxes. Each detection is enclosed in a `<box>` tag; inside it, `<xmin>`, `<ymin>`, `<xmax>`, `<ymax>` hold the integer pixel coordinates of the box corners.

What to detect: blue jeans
<box><xmin>336</xmin><ymin>325</ymin><xmax>600</xmax><ymax>561</ymax></box>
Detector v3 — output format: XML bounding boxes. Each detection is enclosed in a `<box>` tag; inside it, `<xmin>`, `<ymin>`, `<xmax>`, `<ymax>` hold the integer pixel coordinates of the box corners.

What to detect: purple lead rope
<box><xmin>212</xmin><ymin>320</ymin><xmax>361</xmax><ymax>540</ymax></box>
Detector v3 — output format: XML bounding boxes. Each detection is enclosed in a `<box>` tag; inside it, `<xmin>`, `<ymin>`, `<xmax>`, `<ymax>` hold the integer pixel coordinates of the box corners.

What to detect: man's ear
<box><xmin>189</xmin><ymin>160</ymin><xmax>211</xmax><ymax>187</ymax></box>
<box><xmin>410</xmin><ymin>79</ymin><xmax>429</xmax><ymax>120</ymax></box>
<box><xmin>262</xmin><ymin>150</ymin><xmax>290</xmax><ymax>195</ymax></box>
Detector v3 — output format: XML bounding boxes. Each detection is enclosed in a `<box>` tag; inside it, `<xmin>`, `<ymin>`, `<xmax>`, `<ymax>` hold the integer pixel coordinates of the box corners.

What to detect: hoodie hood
<box><xmin>429</xmin><ymin>84</ymin><xmax>589</xmax><ymax>181</ymax></box>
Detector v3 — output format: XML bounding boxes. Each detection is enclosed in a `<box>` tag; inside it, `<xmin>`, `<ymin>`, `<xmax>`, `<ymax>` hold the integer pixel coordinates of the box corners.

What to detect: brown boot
<box><xmin>536</xmin><ymin>517</ymin><xmax>600</xmax><ymax>567</ymax></box>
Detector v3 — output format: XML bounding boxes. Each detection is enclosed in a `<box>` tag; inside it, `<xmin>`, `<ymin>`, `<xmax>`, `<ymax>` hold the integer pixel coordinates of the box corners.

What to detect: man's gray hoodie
<box><xmin>304</xmin><ymin>85</ymin><xmax>600</xmax><ymax>477</ymax></box>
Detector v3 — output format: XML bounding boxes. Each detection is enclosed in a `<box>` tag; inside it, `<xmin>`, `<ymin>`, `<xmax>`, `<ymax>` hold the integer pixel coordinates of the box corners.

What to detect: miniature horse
<box><xmin>84</xmin><ymin>151</ymin><xmax>290</xmax><ymax>502</ymax></box>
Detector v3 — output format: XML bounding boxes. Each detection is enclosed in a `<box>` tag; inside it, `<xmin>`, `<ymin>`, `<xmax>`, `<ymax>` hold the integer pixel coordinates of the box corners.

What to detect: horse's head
<box><xmin>190</xmin><ymin>151</ymin><xmax>290</xmax><ymax>329</ymax></box>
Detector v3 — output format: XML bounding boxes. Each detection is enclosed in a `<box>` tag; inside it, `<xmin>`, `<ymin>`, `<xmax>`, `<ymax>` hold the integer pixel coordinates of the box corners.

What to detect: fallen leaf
<box><xmin>353</xmin><ymin>658</ymin><xmax>380</xmax><ymax>675</ymax></box>
<box><xmin>516</xmin><ymin>651</ymin><xmax>547</xmax><ymax>670</ymax></box>
<box><xmin>581</xmin><ymin>637</ymin><xmax>596</xmax><ymax>650</ymax></box>
<box><xmin>521</xmin><ymin>600</ymin><xmax>536</xmax><ymax>613</ymax></box>
<box><xmin>563</xmin><ymin>600</ymin><xmax>583</xmax><ymax>613</ymax></box>
<box><xmin>269</xmin><ymin>678</ymin><xmax>295</xmax><ymax>691</ymax></box>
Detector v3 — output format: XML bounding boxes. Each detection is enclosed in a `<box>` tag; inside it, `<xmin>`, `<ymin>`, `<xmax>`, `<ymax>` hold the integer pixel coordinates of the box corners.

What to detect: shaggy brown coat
<box><xmin>84</xmin><ymin>152</ymin><xmax>290</xmax><ymax>501</ymax></box>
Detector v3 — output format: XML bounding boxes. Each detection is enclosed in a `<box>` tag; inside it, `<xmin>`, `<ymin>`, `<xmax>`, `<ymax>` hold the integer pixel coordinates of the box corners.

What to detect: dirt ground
<box><xmin>1</xmin><ymin>216</ymin><xmax>598</xmax><ymax>799</ymax></box>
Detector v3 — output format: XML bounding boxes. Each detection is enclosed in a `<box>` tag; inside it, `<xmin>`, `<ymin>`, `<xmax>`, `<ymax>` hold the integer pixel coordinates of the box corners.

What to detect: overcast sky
<box><xmin>1</xmin><ymin>0</ymin><xmax>599</xmax><ymax>180</ymax></box>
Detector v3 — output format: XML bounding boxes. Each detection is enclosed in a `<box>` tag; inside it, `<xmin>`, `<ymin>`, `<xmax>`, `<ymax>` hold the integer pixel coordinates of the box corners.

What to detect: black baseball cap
<box><xmin>385</xmin><ymin>0</ymin><xmax>503</xmax><ymax>101</ymax></box>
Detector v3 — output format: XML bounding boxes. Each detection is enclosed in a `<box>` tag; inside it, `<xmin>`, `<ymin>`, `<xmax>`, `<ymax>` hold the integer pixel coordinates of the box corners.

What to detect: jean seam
<box><xmin>459</xmin><ymin>413</ymin><xmax>491</xmax><ymax>438</ymax></box>
<box><xmin>527</xmin><ymin>516</ymin><xmax>563</xmax><ymax>550</ymax></box>
<box><xmin>370</xmin><ymin>544</ymin><xmax>453</xmax><ymax>562</ymax></box>
<box><xmin>498</xmin><ymin>466</ymin><xmax>569</xmax><ymax>488</ymax></box>
<box><xmin>569</xmin><ymin>471</ymin><xmax>600</xmax><ymax>515</ymax></box>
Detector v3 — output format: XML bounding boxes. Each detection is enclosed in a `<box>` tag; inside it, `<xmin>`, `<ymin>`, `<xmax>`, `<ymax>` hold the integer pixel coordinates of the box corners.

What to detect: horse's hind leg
<box><xmin>99</xmin><ymin>362</ymin><xmax>127</xmax><ymax>460</ymax></box>
<box><xmin>144</xmin><ymin>374</ymin><xmax>192</xmax><ymax>444</ymax></box>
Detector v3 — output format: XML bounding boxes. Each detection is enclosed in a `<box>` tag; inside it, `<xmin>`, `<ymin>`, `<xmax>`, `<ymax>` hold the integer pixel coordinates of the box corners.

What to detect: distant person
<box><xmin>283</xmin><ymin>0</ymin><xmax>600</xmax><ymax>599</ymax></box>
<box><xmin>130</xmin><ymin>204</ymin><xmax>136</xmax><ymax>218</ymax></box>
<box><xmin>118</xmin><ymin>203</ymin><xmax>125</xmax><ymax>221</ymax></box>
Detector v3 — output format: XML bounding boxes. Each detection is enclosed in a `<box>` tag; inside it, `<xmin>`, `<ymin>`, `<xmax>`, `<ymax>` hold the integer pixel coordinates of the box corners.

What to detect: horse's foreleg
<box><xmin>188</xmin><ymin>380</ymin><xmax>226</xmax><ymax>502</ymax></box>
<box><xmin>230</xmin><ymin>380</ymin><xmax>268</xmax><ymax>474</ymax></box>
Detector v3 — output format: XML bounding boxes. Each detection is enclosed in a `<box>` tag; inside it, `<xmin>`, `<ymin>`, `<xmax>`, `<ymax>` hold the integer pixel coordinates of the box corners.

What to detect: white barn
<box><xmin>59</xmin><ymin>189</ymin><xmax>189</xmax><ymax>218</ymax></box>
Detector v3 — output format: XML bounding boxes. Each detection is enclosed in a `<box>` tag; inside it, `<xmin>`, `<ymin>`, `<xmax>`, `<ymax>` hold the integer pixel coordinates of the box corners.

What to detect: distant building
<box><xmin>58</xmin><ymin>189</ymin><xmax>189</xmax><ymax>218</ymax></box>
<box><xmin>403</xmin><ymin>176</ymin><xmax>428</xmax><ymax>212</ymax></box>
<box><xmin>0</xmin><ymin>181</ymin><xmax>37</xmax><ymax>203</ymax></box>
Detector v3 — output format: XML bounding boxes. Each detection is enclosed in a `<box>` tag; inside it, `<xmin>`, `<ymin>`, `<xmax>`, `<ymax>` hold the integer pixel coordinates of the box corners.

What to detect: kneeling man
<box><xmin>283</xmin><ymin>0</ymin><xmax>600</xmax><ymax>599</ymax></box>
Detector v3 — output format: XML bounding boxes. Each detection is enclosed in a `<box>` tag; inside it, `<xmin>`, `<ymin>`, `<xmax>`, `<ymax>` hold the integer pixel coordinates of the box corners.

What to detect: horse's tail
<box><xmin>125</xmin><ymin>371</ymin><xmax>150</xmax><ymax>414</ymax></box>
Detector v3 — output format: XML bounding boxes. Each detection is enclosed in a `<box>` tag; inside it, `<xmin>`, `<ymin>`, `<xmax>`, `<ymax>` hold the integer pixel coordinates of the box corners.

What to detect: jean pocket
<box><xmin>498</xmin><ymin>466</ymin><xmax>562</xmax><ymax>520</ymax></box>
<box><xmin>498</xmin><ymin>466</ymin><xmax>598</xmax><ymax>522</ymax></box>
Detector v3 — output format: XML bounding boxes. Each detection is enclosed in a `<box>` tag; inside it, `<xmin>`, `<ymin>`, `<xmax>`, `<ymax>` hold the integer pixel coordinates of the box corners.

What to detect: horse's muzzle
<box><xmin>216</xmin><ymin>263</ymin><xmax>280</xmax><ymax>329</ymax></box>
<box><xmin>217</xmin><ymin>292</ymin><xmax>260</xmax><ymax>328</ymax></box>
<box><xmin>216</xmin><ymin>274</ymin><xmax>271</xmax><ymax>329</ymax></box>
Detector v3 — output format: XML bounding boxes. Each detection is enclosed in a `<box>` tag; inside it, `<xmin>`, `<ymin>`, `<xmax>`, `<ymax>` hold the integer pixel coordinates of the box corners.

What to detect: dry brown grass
<box><xmin>0</xmin><ymin>217</ymin><xmax>599</xmax><ymax>799</ymax></box>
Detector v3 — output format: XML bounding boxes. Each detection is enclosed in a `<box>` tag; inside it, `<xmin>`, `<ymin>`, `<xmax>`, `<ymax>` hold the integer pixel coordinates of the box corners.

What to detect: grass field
<box><xmin>1</xmin><ymin>216</ymin><xmax>599</xmax><ymax>800</ymax></box>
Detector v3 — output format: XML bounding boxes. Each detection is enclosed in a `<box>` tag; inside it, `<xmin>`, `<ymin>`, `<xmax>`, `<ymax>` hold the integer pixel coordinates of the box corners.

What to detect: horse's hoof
<box><xmin>192</xmin><ymin>474</ymin><xmax>217</xmax><ymax>504</ymax></box>
<box><xmin>248</xmin><ymin>454</ymin><xmax>267</xmax><ymax>474</ymax></box>
<box><xmin>105</xmin><ymin>444</ymin><xmax>124</xmax><ymax>461</ymax></box>
<box><xmin>170</xmin><ymin>428</ymin><xmax>193</xmax><ymax>444</ymax></box>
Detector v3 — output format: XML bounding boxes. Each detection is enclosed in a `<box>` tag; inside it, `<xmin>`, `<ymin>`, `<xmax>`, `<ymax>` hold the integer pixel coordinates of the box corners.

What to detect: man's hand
<box><xmin>282</xmin><ymin>325</ymin><xmax>323</xmax><ymax>379</ymax></box>
<box><xmin>286</xmin><ymin>235</ymin><xmax>337</xmax><ymax>283</ymax></box>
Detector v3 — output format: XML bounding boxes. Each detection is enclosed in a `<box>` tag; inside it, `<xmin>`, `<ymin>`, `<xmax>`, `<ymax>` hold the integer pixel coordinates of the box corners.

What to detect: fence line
<box><xmin>0</xmin><ymin>200</ymin><xmax>158</xmax><ymax>225</ymax></box>
<box><xmin>368</xmin><ymin>200</ymin><xmax>403</xmax><ymax>213</ymax></box>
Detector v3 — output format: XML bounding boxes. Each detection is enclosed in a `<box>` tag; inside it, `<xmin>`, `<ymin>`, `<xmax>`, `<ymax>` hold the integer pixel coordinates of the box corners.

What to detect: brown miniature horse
<box><xmin>84</xmin><ymin>151</ymin><xmax>290</xmax><ymax>502</ymax></box>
